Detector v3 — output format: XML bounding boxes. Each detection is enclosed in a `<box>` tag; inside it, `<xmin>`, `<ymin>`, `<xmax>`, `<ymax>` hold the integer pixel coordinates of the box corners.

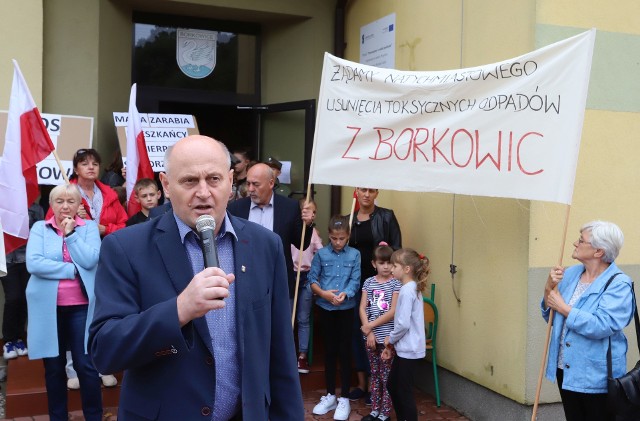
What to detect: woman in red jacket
<box><xmin>47</xmin><ymin>148</ymin><xmax>128</xmax><ymax>237</ymax></box>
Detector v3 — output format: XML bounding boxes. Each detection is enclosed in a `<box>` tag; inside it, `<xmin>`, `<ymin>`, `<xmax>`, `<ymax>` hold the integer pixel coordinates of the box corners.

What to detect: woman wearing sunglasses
<box><xmin>47</xmin><ymin>148</ymin><xmax>128</xmax><ymax>237</ymax></box>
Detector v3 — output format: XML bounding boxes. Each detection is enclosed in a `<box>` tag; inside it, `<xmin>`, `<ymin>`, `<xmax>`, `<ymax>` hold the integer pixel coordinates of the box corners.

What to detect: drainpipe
<box><xmin>331</xmin><ymin>0</ymin><xmax>348</xmax><ymax>216</ymax></box>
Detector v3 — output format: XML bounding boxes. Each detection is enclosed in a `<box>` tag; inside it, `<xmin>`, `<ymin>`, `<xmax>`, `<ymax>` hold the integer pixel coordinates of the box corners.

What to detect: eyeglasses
<box><xmin>74</xmin><ymin>149</ymin><xmax>89</xmax><ymax>159</ymax></box>
<box><xmin>577</xmin><ymin>237</ymin><xmax>592</xmax><ymax>245</ymax></box>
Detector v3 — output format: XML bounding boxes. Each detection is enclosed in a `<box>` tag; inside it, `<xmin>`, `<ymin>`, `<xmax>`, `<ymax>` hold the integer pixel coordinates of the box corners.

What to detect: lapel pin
<box><xmin>241</xmin><ymin>265</ymin><xmax>246</xmax><ymax>273</ymax></box>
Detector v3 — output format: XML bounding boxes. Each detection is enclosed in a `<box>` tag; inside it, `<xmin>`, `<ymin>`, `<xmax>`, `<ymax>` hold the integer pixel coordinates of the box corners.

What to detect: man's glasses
<box><xmin>577</xmin><ymin>237</ymin><xmax>591</xmax><ymax>245</ymax></box>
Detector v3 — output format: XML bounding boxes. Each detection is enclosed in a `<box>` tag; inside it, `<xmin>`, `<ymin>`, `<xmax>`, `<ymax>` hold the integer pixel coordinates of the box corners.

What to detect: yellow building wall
<box><xmin>0</xmin><ymin>0</ymin><xmax>44</xmax><ymax>106</ymax></box>
<box><xmin>344</xmin><ymin>0</ymin><xmax>640</xmax><ymax>407</ymax></box>
<box><xmin>532</xmin><ymin>3</ymin><xmax>640</xmax><ymax>267</ymax></box>
<box><xmin>42</xmin><ymin>0</ymin><xmax>101</xmax><ymax>155</ymax></box>
<box><xmin>258</xmin><ymin>1</ymin><xmax>335</xmax><ymax>231</ymax></box>
<box><xmin>529</xmin><ymin>1</ymin><xmax>640</xmax><ymax>403</ymax></box>
<box><xmin>1</xmin><ymin>0</ymin><xmax>336</xmax><ymax>233</ymax></box>
<box><xmin>342</xmin><ymin>0</ymin><xmax>536</xmax><ymax>403</ymax></box>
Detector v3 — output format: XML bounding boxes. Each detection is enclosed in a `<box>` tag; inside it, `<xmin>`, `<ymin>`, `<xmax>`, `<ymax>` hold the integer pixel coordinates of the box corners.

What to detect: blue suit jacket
<box><xmin>89</xmin><ymin>212</ymin><xmax>303</xmax><ymax>420</ymax></box>
<box><xmin>227</xmin><ymin>194</ymin><xmax>311</xmax><ymax>298</ymax></box>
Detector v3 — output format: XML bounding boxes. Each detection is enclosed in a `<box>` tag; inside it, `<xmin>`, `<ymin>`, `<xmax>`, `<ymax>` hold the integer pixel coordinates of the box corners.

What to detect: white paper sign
<box><xmin>0</xmin><ymin>112</ymin><xmax>93</xmax><ymax>185</ymax></box>
<box><xmin>113</xmin><ymin>113</ymin><xmax>197</xmax><ymax>172</ymax></box>
<box><xmin>360</xmin><ymin>13</ymin><xmax>396</xmax><ymax>68</ymax></box>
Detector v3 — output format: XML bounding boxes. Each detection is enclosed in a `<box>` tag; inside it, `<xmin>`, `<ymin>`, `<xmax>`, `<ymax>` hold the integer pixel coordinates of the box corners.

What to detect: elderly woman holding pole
<box><xmin>26</xmin><ymin>184</ymin><xmax>103</xmax><ymax>421</ymax></box>
<box><xmin>542</xmin><ymin>220</ymin><xmax>634</xmax><ymax>421</ymax></box>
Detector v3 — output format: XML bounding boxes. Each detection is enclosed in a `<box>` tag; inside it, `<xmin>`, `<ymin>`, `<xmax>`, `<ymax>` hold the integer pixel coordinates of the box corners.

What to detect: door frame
<box><xmin>237</xmin><ymin>99</ymin><xmax>316</xmax><ymax>192</ymax></box>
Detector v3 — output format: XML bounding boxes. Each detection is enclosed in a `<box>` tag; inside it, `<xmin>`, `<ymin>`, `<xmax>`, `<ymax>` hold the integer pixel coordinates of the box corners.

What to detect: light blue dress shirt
<box><xmin>175</xmin><ymin>213</ymin><xmax>241</xmax><ymax>421</ymax></box>
<box><xmin>248</xmin><ymin>193</ymin><xmax>274</xmax><ymax>231</ymax></box>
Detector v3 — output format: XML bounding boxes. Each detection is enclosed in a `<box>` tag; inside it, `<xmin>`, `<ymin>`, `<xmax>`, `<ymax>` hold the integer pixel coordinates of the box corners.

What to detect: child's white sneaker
<box><xmin>312</xmin><ymin>393</ymin><xmax>337</xmax><ymax>415</ymax></box>
<box><xmin>67</xmin><ymin>377</ymin><xmax>80</xmax><ymax>390</ymax></box>
<box><xmin>333</xmin><ymin>397</ymin><xmax>351</xmax><ymax>420</ymax></box>
<box><xmin>101</xmin><ymin>374</ymin><xmax>118</xmax><ymax>387</ymax></box>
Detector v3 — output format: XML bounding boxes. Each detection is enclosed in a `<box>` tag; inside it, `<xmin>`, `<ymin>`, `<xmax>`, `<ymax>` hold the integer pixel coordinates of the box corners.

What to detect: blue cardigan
<box><xmin>26</xmin><ymin>219</ymin><xmax>101</xmax><ymax>359</ymax></box>
<box><xmin>541</xmin><ymin>262</ymin><xmax>634</xmax><ymax>393</ymax></box>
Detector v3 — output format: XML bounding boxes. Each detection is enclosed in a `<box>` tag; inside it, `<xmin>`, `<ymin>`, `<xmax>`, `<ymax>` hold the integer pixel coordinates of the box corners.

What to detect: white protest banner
<box><xmin>113</xmin><ymin>113</ymin><xmax>198</xmax><ymax>172</ymax></box>
<box><xmin>310</xmin><ymin>29</ymin><xmax>596</xmax><ymax>204</ymax></box>
<box><xmin>0</xmin><ymin>112</ymin><xmax>93</xmax><ymax>185</ymax></box>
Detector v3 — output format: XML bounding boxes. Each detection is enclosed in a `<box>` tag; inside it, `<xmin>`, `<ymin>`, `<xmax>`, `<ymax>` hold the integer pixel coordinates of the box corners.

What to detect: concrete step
<box><xmin>5</xmin><ymin>357</ymin><xmax>121</xmax><ymax>418</ymax></box>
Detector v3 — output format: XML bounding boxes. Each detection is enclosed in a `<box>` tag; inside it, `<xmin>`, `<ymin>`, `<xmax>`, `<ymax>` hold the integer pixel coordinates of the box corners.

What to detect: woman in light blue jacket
<box><xmin>542</xmin><ymin>220</ymin><xmax>634</xmax><ymax>421</ymax></box>
<box><xmin>26</xmin><ymin>184</ymin><xmax>103</xmax><ymax>421</ymax></box>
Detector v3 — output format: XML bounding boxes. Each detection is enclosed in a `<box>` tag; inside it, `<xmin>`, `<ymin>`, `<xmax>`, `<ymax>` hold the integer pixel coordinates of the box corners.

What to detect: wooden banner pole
<box><xmin>51</xmin><ymin>150</ymin><xmax>70</xmax><ymax>184</ymax></box>
<box><xmin>291</xmin><ymin>184</ymin><xmax>314</xmax><ymax>327</ymax></box>
<box><xmin>531</xmin><ymin>204</ymin><xmax>571</xmax><ymax>420</ymax></box>
<box><xmin>348</xmin><ymin>196</ymin><xmax>356</xmax><ymax>231</ymax></box>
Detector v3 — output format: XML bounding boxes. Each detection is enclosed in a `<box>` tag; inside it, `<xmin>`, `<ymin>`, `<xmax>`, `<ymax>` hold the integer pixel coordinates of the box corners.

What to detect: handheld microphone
<box><xmin>195</xmin><ymin>215</ymin><xmax>219</xmax><ymax>268</ymax></box>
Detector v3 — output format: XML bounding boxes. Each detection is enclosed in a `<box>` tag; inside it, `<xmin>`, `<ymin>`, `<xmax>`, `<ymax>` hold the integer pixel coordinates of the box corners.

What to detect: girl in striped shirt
<box><xmin>359</xmin><ymin>242</ymin><xmax>402</xmax><ymax>421</ymax></box>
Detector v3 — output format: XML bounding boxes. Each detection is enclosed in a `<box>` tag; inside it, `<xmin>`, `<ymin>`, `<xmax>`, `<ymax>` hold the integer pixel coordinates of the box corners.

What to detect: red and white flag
<box><xmin>0</xmin><ymin>60</ymin><xmax>55</xmax><ymax>254</ymax></box>
<box><xmin>125</xmin><ymin>83</ymin><xmax>154</xmax><ymax>217</ymax></box>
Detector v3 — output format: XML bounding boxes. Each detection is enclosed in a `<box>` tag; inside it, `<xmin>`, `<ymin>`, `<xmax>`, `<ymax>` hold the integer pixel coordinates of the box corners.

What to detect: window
<box><xmin>132</xmin><ymin>13</ymin><xmax>259</xmax><ymax>100</ymax></box>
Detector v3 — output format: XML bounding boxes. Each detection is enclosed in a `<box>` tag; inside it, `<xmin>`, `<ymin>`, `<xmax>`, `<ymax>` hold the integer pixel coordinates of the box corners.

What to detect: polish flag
<box><xmin>0</xmin><ymin>60</ymin><xmax>55</xmax><ymax>254</ymax></box>
<box><xmin>125</xmin><ymin>83</ymin><xmax>154</xmax><ymax>217</ymax></box>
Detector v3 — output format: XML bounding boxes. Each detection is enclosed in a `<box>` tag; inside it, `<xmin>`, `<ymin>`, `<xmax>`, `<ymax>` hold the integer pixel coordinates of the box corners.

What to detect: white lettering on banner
<box><xmin>310</xmin><ymin>29</ymin><xmax>596</xmax><ymax>205</ymax></box>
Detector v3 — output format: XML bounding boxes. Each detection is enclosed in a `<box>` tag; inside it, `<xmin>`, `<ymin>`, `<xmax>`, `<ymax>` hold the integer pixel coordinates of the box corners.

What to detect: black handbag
<box><xmin>606</xmin><ymin>278</ymin><xmax>640</xmax><ymax>419</ymax></box>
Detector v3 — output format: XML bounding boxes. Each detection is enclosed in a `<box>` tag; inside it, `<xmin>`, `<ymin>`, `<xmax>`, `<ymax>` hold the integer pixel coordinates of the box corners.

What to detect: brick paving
<box><xmin>0</xmin><ymin>387</ymin><xmax>468</xmax><ymax>420</ymax></box>
<box><xmin>303</xmin><ymin>388</ymin><xmax>469</xmax><ymax>421</ymax></box>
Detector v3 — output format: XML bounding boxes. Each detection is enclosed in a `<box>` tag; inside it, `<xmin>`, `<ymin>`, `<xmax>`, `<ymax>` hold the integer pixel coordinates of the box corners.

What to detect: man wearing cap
<box><xmin>265</xmin><ymin>157</ymin><xmax>292</xmax><ymax>198</ymax></box>
<box><xmin>227</xmin><ymin>162</ymin><xmax>313</xmax><ymax>306</ymax></box>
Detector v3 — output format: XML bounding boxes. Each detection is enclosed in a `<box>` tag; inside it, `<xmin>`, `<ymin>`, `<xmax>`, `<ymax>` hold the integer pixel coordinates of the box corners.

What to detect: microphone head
<box><xmin>195</xmin><ymin>215</ymin><xmax>216</xmax><ymax>233</ymax></box>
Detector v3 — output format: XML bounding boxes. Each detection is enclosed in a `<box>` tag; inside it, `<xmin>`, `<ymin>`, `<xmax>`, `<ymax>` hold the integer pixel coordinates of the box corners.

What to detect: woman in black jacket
<box><xmin>346</xmin><ymin>187</ymin><xmax>402</xmax><ymax>402</ymax></box>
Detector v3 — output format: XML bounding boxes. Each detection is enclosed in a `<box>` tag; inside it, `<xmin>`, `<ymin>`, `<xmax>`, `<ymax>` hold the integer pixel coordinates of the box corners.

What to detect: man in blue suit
<box><xmin>227</xmin><ymin>163</ymin><xmax>313</xmax><ymax>302</ymax></box>
<box><xmin>89</xmin><ymin>135</ymin><xmax>303</xmax><ymax>420</ymax></box>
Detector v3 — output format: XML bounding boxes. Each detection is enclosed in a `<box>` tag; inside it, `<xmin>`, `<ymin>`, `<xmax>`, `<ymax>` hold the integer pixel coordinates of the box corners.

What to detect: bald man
<box><xmin>90</xmin><ymin>136</ymin><xmax>303</xmax><ymax>421</ymax></box>
<box><xmin>227</xmin><ymin>163</ymin><xmax>313</xmax><ymax>301</ymax></box>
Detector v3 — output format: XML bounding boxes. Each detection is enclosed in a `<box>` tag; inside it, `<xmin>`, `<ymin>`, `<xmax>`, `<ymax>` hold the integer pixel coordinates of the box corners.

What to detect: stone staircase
<box><xmin>4</xmin><ymin>306</ymin><xmax>341</xmax><ymax>417</ymax></box>
<box><xmin>4</xmin><ymin>357</ymin><xmax>121</xmax><ymax>418</ymax></box>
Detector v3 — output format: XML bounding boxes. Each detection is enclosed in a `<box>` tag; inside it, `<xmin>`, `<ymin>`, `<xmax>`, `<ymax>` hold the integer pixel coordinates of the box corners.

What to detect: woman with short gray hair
<box><xmin>541</xmin><ymin>220</ymin><xmax>634</xmax><ymax>421</ymax></box>
<box><xmin>26</xmin><ymin>183</ymin><xmax>103</xmax><ymax>420</ymax></box>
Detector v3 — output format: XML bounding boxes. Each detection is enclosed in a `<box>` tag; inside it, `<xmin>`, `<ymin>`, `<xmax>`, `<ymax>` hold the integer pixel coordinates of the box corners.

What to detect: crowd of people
<box><xmin>0</xmin><ymin>135</ymin><xmax>637</xmax><ymax>421</ymax></box>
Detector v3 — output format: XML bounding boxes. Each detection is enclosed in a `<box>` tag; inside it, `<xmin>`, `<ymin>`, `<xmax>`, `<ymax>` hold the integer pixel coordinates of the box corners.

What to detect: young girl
<box><xmin>359</xmin><ymin>242</ymin><xmax>402</xmax><ymax>421</ymax></box>
<box><xmin>309</xmin><ymin>215</ymin><xmax>361</xmax><ymax>421</ymax></box>
<box><xmin>291</xmin><ymin>199</ymin><xmax>324</xmax><ymax>373</ymax></box>
<box><xmin>383</xmin><ymin>248</ymin><xmax>429</xmax><ymax>421</ymax></box>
